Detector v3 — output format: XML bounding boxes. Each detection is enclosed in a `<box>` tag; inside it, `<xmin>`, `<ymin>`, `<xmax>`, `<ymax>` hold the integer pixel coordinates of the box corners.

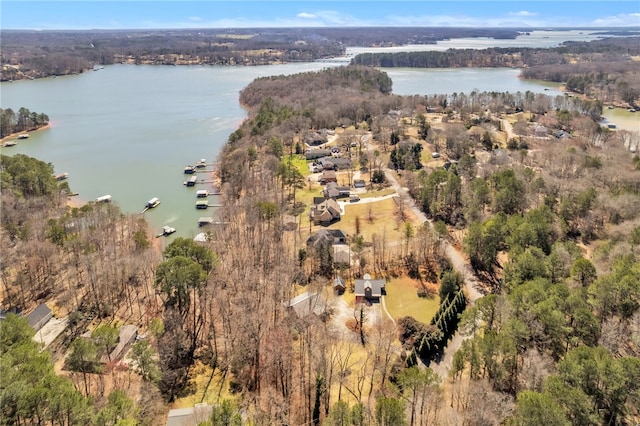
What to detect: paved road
<box><xmin>383</xmin><ymin>168</ymin><xmax>485</xmax><ymax>379</ymax></box>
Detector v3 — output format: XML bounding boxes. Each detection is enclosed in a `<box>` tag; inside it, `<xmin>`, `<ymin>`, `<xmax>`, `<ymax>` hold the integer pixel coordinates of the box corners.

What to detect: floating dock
<box><xmin>95</xmin><ymin>195</ymin><xmax>112</xmax><ymax>203</ymax></box>
<box><xmin>156</xmin><ymin>225</ymin><xmax>176</xmax><ymax>238</ymax></box>
<box><xmin>185</xmin><ymin>176</ymin><xmax>198</xmax><ymax>187</ymax></box>
<box><xmin>141</xmin><ymin>197</ymin><xmax>160</xmax><ymax>213</ymax></box>
<box><xmin>196</xmin><ymin>200</ymin><xmax>209</xmax><ymax>209</ymax></box>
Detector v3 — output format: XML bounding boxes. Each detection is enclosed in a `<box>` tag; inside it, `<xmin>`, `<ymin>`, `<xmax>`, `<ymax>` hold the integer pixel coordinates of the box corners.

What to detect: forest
<box><xmin>2</xmin><ymin>58</ymin><xmax>640</xmax><ymax>426</ymax></box>
<box><xmin>2</xmin><ymin>27</ymin><xmax>520</xmax><ymax>81</ymax></box>
<box><xmin>0</xmin><ymin>107</ymin><xmax>50</xmax><ymax>139</ymax></box>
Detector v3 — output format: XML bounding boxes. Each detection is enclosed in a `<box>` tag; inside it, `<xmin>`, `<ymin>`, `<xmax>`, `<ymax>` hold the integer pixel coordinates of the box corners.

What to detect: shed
<box><xmin>27</xmin><ymin>303</ymin><xmax>52</xmax><ymax>331</ymax></box>
<box><xmin>333</xmin><ymin>277</ymin><xmax>346</xmax><ymax>294</ymax></box>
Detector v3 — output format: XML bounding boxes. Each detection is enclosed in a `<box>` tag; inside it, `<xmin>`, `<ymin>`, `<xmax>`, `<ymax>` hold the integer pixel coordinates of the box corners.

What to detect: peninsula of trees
<box><xmin>0</xmin><ymin>107</ymin><xmax>50</xmax><ymax>139</ymax></box>
<box><xmin>2</xmin><ymin>63</ymin><xmax>640</xmax><ymax>425</ymax></box>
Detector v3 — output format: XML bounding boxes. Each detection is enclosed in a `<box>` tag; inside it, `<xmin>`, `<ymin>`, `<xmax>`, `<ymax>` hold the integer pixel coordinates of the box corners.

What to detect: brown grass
<box><xmin>384</xmin><ymin>276</ymin><xmax>440</xmax><ymax>323</ymax></box>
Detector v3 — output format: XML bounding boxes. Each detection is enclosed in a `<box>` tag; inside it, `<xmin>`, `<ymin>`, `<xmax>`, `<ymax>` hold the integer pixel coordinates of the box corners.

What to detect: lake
<box><xmin>1</xmin><ymin>30</ymin><xmax>634</xmax><ymax>239</ymax></box>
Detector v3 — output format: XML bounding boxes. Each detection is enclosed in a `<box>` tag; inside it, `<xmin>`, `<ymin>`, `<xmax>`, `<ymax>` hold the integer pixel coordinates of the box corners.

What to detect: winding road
<box><xmin>382</xmin><ymin>167</ymin><xmax>485</xmax><ymax>379</ymax></box>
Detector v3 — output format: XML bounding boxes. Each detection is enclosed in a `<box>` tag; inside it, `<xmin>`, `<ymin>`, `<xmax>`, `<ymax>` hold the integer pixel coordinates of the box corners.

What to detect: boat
<box><xmin>196</xmin><ymin>190</ymin><xmax>209</xmax><ymax>198</ymax></box>
<box><xmin>95</xmin><ymin>195</ymin><xmax>112</xmax><ymax>203</ymax></box>
<box><xmin>198</xmin><ymin>217</ymin><xmax>214</xmax><ymax>226</ymax></box>
<box><xmin>185</xmin><ymin>176</ymin><xmax>198</xmax><ymax>187</ymax></box>
<box><xmin>55</xmin><ymin>172</ymin><xmax>69</xmax><ymax>180</ymax></box>
<box><xmin>195</xmin><ymin>159</ymin><xmax>207</xmax><ymax>168</ymax></box>
<box><xmin>156</xmin><ymin>225</ymin><xmax>176</xmax><ymax>237</ymax></box>
<box><xmin>17</xmin><ymin>134</ymin><xmax>29</xmax><ymax>139</ymax></box>
<box><xmin>184</xmin><ymin>166</ymin><xmax>196</xmax><ymax>174</ymax></box>
<box><xmin>196</xmin><ymin>200</ymin><xmax>209</xmax><ymax>209</ymax></box>
<box><xmin>146</xmin><ymin>197</ymin><xmax>160</xmax><ymax>208</ymax></box>
<box><xmin>3</xmin><ymin>141</ymin><xmax>17</xmax><ymax>147</ymax></box>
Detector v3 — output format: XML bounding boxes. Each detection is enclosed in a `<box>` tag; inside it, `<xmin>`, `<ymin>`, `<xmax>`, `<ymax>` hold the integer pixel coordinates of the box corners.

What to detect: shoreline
<box><xmin>0</xmin><ymin>124</ymin><xmax>51</xmax><ymax>144</ymax></box>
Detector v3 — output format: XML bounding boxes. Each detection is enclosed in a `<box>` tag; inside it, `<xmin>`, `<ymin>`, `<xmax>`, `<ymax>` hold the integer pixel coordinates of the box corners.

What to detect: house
<box><xmin>333</xmin><ymin>277</ymin><xmax>346</xmax><ymax>294</ymax></box>
<box><xmin>333</xmin><ymin>245</ymin><xmax>352</xmax><ymax>266</ymax></box>
<box><xmin>284</xmin><ymin>292</ymin><xmax>326</xmax><ymax>319</ymax></box>
<box><xmin>310</xmin><ymin>198</ymin><xmax>341</xmax><ymax>225</ymax></box>
<box><xmin>305</xmin><ymin>149</ymin><xmax>332</xmax><ymax>160</ymax></box>
<box><xmin>27</xmin><ymin>303</ymin><xmax>52</xmax><ymax>331</ymax></box>
<box><xmin>534</xmin><ymin>125</ymin><xmax>548</xmax><ymax>137</ymax></box>
<box><xmin>319</xmin><ymin>170</ymin><xmax>337</xmax><ymax>184</ymax></box>
<box><xmin>319</xmin><ymin>157</ymin><xmax>352</xmax><ymax>171</ymax></box>
<box><xmin>323</xmin><ymin>182</ymin><xmax>350</xmax><ymax>199</ymax></box>
<box><xmin>353</xmin><ymin>179</ymin><xmax>366</xmax><ymax>188</ymax></box>
<box><xmin>354</xmin><ymin>274</ymin><xmax>386</xmax><ymax>304</ymax></box>
<box><xmin>306</xmin><ymin>229</ymin><xmax>348</xmax><ymax>247</ymax></box>
<box><xmin>166</xmin><ymin>403</ymin><xmax>212</xmax><ymax>426</ymax></box>
<box><xmin>304</xmin><ymin>132</ymin><xmax>328</xmax><ymax>146</ymax></box>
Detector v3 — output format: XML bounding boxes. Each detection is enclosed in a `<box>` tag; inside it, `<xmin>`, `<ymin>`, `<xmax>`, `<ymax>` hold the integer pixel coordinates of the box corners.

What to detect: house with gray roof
<box><xmin>354</xmin><ymin>274</ymin><xmax>386</xmax><ymax>304</ymax></box>
<box><xmin>310</xmin><ymin>198</ymin><xmax>341</xmax><ymax>225</ymax></box>
<box><xmin>285</xmin><ymin>292</ymin><xmax>326</xmax><ymax>319</ymax></box>
<box><xmin>306</xmin><ymin>229</ymin><xmax>347</xmax><ymax>247</ymax></box>
<box><xmin>27</xmin><ymin>303</ymin><xmax>52</xmax><ymax>331</ymax></box>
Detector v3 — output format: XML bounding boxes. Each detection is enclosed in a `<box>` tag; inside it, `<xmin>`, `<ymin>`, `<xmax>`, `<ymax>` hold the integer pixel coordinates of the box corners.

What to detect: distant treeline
<box><xmin>0</xmin><ymin>107</ymin><xmax>49</xmax><ymax>138</ymax></box>
<box><xmin>0</xmin><ymin>27</ymin><xmax>520</xmax><ymax>81</ymax></box>
<box><xmin>351</xmin><ymin>37</ymin><xmax>640</xmax><ymax>105</ymax></box>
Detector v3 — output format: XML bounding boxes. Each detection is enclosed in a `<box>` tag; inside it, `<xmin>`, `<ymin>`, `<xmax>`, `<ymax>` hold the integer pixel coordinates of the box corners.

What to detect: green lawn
<box><xmin>384</xmin><ymin>276</ymin><xmax>440</xmax><ymax>323</ymax></box>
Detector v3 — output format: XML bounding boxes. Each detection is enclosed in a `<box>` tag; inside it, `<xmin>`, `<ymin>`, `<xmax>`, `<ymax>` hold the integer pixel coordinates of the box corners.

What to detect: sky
<box><xmin>1</xmin><ymin>1</ymin><xmax>639</xmax><ymax>30</ymax></box>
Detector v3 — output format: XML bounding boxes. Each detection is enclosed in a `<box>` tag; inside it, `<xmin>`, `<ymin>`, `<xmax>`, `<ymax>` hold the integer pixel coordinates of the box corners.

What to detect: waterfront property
<box><xmin>196</xmin><ymin>190</ymin><xmax>209</xmax><ymax>198</ymax></box>
<box><xmin>196</xmin><ymin>200</ymin><xmax>209</xmax><ymax>209</ymax></box>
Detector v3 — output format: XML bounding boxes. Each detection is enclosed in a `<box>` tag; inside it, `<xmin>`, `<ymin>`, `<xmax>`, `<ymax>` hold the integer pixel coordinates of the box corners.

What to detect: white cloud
<box><xmin>189</xmin><ymin>16</ymin><xmax>203</xmax><ymax>22</ymax></box>
<box><xmin>297</xmin><ymin>12</ymin><xmax>317</xmax><ymax>19</ymax></box>
<box><xmin>509</xmin><ymin>11</ymin><xmax>538</xmax><ymax>17</ymax></box>
<box><xmin>593</xmin><ymin>13</ymin><xmax>640</xmax><ymax>27</ymax></box>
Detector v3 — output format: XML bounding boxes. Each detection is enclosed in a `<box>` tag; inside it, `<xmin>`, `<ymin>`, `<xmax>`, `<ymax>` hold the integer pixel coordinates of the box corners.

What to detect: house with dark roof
<box><xmin>353</xmin><ymin>179</ymin><xmax>366</xmax><ymax>188</ymax></box>
<box><xmin>310</xmin><ymin>198</ymin><xmax>341</xmax><ymax>225</ymax></box>
<box><xmin>354</xmin><ymin>274</ymin><xmax>386</xmax><ymax>304</ymax></box>
<box><xmin>323</xmin><ymin>182</ymin><xmax>350</xmax><ymax>199</ymax></box>
<box><xmin>319</xmin><ymin>157</ymin><xmax>352</xmax><ymax>171</ymax></box>
<box><xmin>305</xmin><ymin>149</ymin><xmax>332</xmax><ymax>160</ymax></box>
<box><xmin>306</xmin><ymin>229</ymin><xmax>348</xmax><ymax>247</ymax></box>
<box><xmin>27</xmin><ymin>303</ymin><xmax>52</xmax><ymax>331</ymax></box>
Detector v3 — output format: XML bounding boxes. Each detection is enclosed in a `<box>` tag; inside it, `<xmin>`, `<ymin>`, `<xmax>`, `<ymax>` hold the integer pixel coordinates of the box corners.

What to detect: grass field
<box><xmin>384</xmin><ymin>276</ymin><xmax>440</xmax><ymax>324</ymax></box>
